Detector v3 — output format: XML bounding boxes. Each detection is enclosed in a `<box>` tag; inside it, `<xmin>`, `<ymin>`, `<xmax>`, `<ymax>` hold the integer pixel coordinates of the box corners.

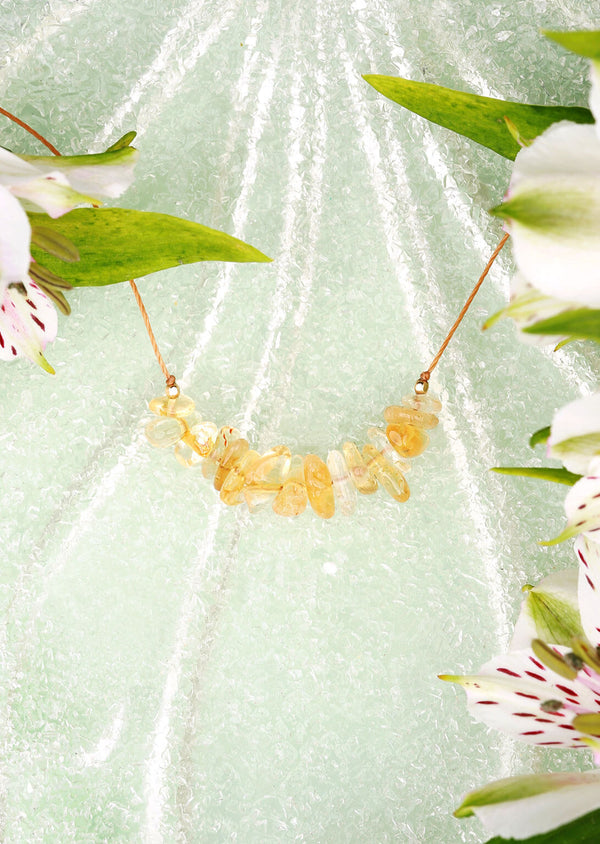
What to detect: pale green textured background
<box><xmin>1</xmin><ymin>1</ymin><xmax>599</xmax><ymax>842</ymax></box>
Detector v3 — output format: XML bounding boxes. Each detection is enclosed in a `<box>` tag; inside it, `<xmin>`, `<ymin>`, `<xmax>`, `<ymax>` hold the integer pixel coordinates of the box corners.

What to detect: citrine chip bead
<box><xmin>362</xmin><ymin>444</ymin><xmax>410</xmax><ymax>503</ymax></box>
<box><xmin>326</xmin><ymin>449</ymin><xmax>356</xmax><ymax>516</ymax></box>
<box><xmin>244</xmin><ymin>484</ymin><xmax>282</xmax><ymax>513</ymax></box>
<box><xmin>183</xmin><ymin>421</ymin><xmax>218</xmax><ymax>458</ymax></box>
<box><xmin>214</xmin><ymin>438</ymin><xmax>250</xmax><ymax>491</ymax></box>
<box><xmin>384</xmin><ymin>405</ymin><xmax>438</xmax><ymax>430</ymax></box>
<box><xmin>245</xmin><ymin>445</ymin><xmax>291</xmax><ymax>486</ymax></box>
<box><xmin>367</xmin><ymin>427</ymin><xmax>411</xmax><ymax>473</ymax></box>
<box><xmin>220</xmin><ymin>449</ymin><xmax>260</xmax><ymax>505</ymax></box>
<box><xmin>342</xmin><ymin>441</ymin><xmax>378</xmax><ymax>494</ymax></box>
<box><xmin>386</xmin><ymin>423</ymin><xmax>429</xmax><ymax>458</ymax></box>
<box><xmin>149</xmin><ymin>393</ymin><xmax>196</xmax><ymax>418</ymax></box>
<box><xmin>273</xmin><ymin>454</ymin><xmax>308</xmax><ymax>517</ymax></box>
<box><xmin>202</xmin><ymin>426</ymin><xmax>241</xmax><ymax>480</ymax></box>
<box><xmin>145</xmin><ymin>416</ymin><xmax>186</xmax><ymax>448</ymax></box>
<box><xmin>304</xmin><ymin>453</ymin><xmax>335</xmax><ymax>519</ymax></box>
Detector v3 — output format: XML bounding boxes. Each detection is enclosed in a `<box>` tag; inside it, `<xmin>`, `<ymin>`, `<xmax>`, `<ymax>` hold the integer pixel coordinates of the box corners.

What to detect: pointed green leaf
<box><xmin>363</xmin><ymin>75</ymin><xmax>593</xmax><ymax>160</ymax></box>
<box><xmin>28</xmin><ymin>208</ymin><xmax>271</xmax><ymax>287</ymax></box>
<box><xmin>543</xmin><ymin>29</ymin><xmax>600</xmax><ymax>60</ymax></box>
<box><xmin>530</xmin><ymin>426</ymin><xmax>551</xmax><ymax>448</ymax></box>
<box><xmin>457</xmin><ymin>773</ymin><xmax>598</xmax><ymax>819</ymax></box>
<box><xmin>491</xmin><ymin>466</ymin><xmax>581</xmax><ymax>485</ymax></box>
<box><xmin>484</xmin><ymin>807</ymin><xmax>600</xmax><ymax>843</ymax></box>
<box><xmin>524</xmin><ymin>309</ymin><xmax>600</xmax><ymax>343</ymax></box>
<box><xmin>105</xmin><ymin>131</ymin><xmax>137</xmax><ymax>152</ymax></box>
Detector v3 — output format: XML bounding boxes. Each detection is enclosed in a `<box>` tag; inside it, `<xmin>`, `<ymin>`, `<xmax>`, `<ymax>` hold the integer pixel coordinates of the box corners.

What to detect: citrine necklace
<box><xmin>7</xmin><ymin>109</ymin><xmax>508</xmax><ymax>519</ymax></box>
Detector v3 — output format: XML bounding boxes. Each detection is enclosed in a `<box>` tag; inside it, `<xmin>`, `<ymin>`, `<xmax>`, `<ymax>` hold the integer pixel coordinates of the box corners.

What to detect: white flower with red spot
<box><xmin>443</xmin><ymin>534</ymin><xmax>600</xmax><ymax>838</ymax></box>
<box><xmin>0</xmin><ymin>142</ymin><xmax>137</xmax><ymax>372</ymax></box>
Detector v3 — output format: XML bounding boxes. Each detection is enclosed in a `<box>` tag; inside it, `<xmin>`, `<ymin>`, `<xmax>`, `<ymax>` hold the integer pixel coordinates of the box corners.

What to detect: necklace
<box><xmin>5</xmin><ymin>109</ymin><xmax>508</xmax><ymax>519</ymax></box>
<box><xmin>136</xmin><ymin>236</ymin><xmax>508</xmax><ymax>519</ymax></box>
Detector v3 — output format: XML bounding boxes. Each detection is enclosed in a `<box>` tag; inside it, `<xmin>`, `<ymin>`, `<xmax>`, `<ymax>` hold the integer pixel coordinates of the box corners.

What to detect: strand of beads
<box><xmin>144</xmin><ymin>388</ymin><xmax>441</xmax><ymax>519</ymax></box>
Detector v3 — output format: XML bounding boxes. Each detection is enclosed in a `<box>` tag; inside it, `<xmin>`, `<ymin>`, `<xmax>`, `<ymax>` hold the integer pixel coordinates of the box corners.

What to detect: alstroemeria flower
<box><xmin>442</xmin><ymin>535</ymin><xmax>600</xmax><ymax>838</ymax></box>
<box><xmin>0</xmin><ymin>138</ymin><xmax>137</xmax><ymax>370</ymax></box>
<box><xmin>548</xmin><ymin>392</ymin><xmax>600</xmax><ymax>475</ymax></box>
<box><xmin>493</xmin><ymin>63</ymin><xmax>600</xmax><ymax>307</ymax></box>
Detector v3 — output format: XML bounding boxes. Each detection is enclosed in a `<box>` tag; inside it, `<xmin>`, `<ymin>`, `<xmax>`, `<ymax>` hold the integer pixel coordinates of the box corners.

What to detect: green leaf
<box><xmin>530</xmin><ymin>426</ymin><xmax>551</xmax><ymax>448</ymax></box>
<box><xmin>485</xmin><ymin>807</ymin><xmax>600</xmax><ymax>843</ymax></box>
<box><xmin>362</xmin><ymin>75</ymin><xmax>593</xmax><ymax>160</ymax></box>
<box><xmin>524</xmin><ymin>309</ymin><xmax>600</xmax><ymax>343</ymax></box>
<box><xmin>28</xmin><ymin>208</ymin><xmax>271</xmax><ymax>287</ymax></box>
<box><xmin>105</xmin><ymin>131</ymin><xmax>137</xmax><ymax>152</ymax></box>
<box><xmin>543</xmin><ymin>29</ymin><xmax>600</xmax><ymax>60</ymax></box>
<box><xmin>491</xmin><ymin>466</ymin><xmax>581</xmax><ymax>485</ymax></box>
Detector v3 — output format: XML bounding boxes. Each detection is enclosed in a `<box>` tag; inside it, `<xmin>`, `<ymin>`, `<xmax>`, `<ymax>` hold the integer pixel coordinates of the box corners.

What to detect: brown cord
<box><xmin>420</xmin><ymin>231</ymin><xmax>510</xmax><ymax>382</ymax></box>
<box><xmin>2</xmin><ymin>107</ymin><xmax>177</xmax><ymax>391</ymax></box>
<box><xmin>0</xmin><ymin>106</ymin><xmax>62</xmax><ymax>156</ymax></box>
<box><xmin>3</xmin><ymin>106</ymin><xmax>508</xmax><ymax>396</ymax></box>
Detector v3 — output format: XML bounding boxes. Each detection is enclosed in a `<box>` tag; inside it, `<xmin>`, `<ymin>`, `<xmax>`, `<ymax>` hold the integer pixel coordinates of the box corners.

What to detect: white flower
<box><xmin>494</xmin><ymin>63</ymin><xmax>600</xmax><ymax>307</ymax></box>
<box><xmin>442</xmin><ymin>535</ymin><xmax>600</xmax><ymax>838</ymax></box>
<box><xmin>548</xmin><ymin>393</ymin><xmax>600</xmax><ymax>475</ymax></box>
<box><xmin>0</xmin><ymin>142</ymin><xmax>137</xmax><ymax>370</ymax></box>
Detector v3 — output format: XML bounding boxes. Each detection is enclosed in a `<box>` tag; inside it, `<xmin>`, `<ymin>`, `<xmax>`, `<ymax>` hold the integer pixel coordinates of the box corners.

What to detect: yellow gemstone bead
<box><xmin>342</xmin><ymin>441</ymin><xmax>378</xmax><ymax>494</ymax></box>
<box><xmin>220</xmin><ymin>449</ymin><xmax>260</xmax><ymax>505</ymax></box>
<box><xmin>272</xmin><ymin>454</ymin><xmax>308</xmax><ymax>517</ymax></box>
<box><xmin>402</xmin><ymin>393</ymin><xmax>442</xmax><ymax>414</ymax></box>
<box><xmin>182</xmin><ymin>421</ymin><xmax>219</xmax><ymax>458</ymax></box>
<box><xmin>304</xmin><ymin>453</ymin><xmax>335</xmax><ymax>519</ymax></box>
<box><xmin>201</xmin><ymin>426</ymin><xmax>241</xmax><ymax>479</ymax></box>
<box><xmin>367</xmin><ymin>427</ymin><xmax>411</xmax><ymax>473</ymax></box>
<box><xmin>214</xmin><ymin>438</ymin><xmax>249</xmax><ymax>491</ymax></box>
<box><xmin>362</xmin><ymin>444</ymin><xmax>410</xmax><ymax>503</ymax></box>
<box><xmin>326</xmin><ymin>449</ymin><xmax>356</xmax><ymax>516</ymax></box>
<box><xmin>245</xmin><ymin>445</ymin><xmax>291</xmax><ymax>486</ymax></box>
<box><xmin>145</xmin><ymin>416</ymin><xmax>185</xmax><ymax>448</ymax></box>
<box><xmin>384</xmin><ymin>405</ymin><xmax>438</xmax><ymax>430</ymax></box>
<box><xmin>149</xmin><ymin>393</ymin><xmax>196</xmax><ymax>418</ymax></box>
<box><xmin>244</xmin><ymin>484</ymin><xmax>282</xmax><ymax>513</ymax></box>
<box><xmin>386</xmin><ymin>423</ymin><xmax>429</xmax><ymax>458</ymax></box>
<box><xmin>174</xmin><ymin>439</ymin><xmax>204</xmax><ymax>467</ymax></box>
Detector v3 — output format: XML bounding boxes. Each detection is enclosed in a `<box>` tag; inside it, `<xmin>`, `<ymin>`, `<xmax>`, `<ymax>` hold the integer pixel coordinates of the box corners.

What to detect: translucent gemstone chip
<box><xmin>326</xmin><ymin>449</ymin><xmax>356</xmax><ymax>516</ymax></box>
<box><xmin>149</xmin><ymin>393</ymin><xmax>196</xmax><ymax>418</ymax></box>
<box><xmin>272</xmin><ymin>454</ymin><xmax>308</xmax><ymax>517</ymax></box>
<box><xmin>367</xmin><ymin>427</ymin><xmax>411</xmax><ymax>473</ymax></box>
<box><xmin>402</xmin><ymin>393</ymin><xmax>442</xmax><ymax>414</ymax></box>
<box><xmin>384</xmin><ymin>405</ymin><xmax>438</xmax><ymax>430</ymax></box>
<box><xmin>201</xmin><ymin>426</ymin><xmax>241</xmax><ymax>480</ymax></box>
<box><xmin>342</xmin><ymin>441</ymin><xmax>378</xmax><ymax>494</ymax></box>
<box><xmin>304</xmin><ymin>454</ymin><xmax>335</xmax><ymax>519</ymax></box>
<box><xmin>362</xmin><ymin>444</ymin><xmax>410</xmax><ymax>503</ymax></box>
<box><xmin>184</xmin><ymin>421</ymin><xmax>218</xmax><ymax>457</ymax></box>
<box><xmin>214</xmin><ymin>438</ymin><xmax>250</xmax><ymax>491</ymax></box>
<box><xmin>145</xmin><ymin>416</ymin><xmax>185</xmax><ymax>448</ymax></box>
<box><xmin>174</xmin><ymin>439</ymin><xmax>204</xmax><ymax>468</ymax></box>
<box><xmin>244</xmin><ymin>484</ymin><xmax>281</xmax><ymax>513</ymax></box>
<box><xmin>386</xmin><ymin>423</ymin><xmax>429</xmax><ymax>458</ymax></box>
<box><xmin>220</xmin><ymin>449</ymin><xmax>260</xmax><ymax>505</ymax></box>
<box><xmin>245</xmin><ymin>445</ymin><xmax>291</xmax><ymax>486</ymax></box>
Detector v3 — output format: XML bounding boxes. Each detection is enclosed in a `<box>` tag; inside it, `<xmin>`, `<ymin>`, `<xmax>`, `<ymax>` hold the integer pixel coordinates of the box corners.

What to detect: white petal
<box><xmin>576</xmin><ymin>535</ymin><xmax>600</xmax><ymax>647</ymax></box>
<box><xmin>565</xmin><ymin>471</ymin><xmax>600</xmax><ymax>544</ymax></box>
<box><xmin>511</xmin><ymin>122</ymin><xmax>600</xmax><ymax>187</ymax></box>
<box><xmin>506</xmin><ymin>123</ymin><xmax>600</xmax><ymax>306</ymax></box>
<box><xmin>549</xmin><ymin>392</ymin><xmax>600</xmax><ymax>475</ymax></box>
<box><xmin>444</xmin><ymin>649</ymin><xmax>597</xmax><ymax>749</ymax></box>
<box><xmin>510</xmin><ymin>569</ymin><xmax>581</xmax><ymax>650</ymax></box>
<box><xmin>10</xmin><ymin>172</ymin><xmax>98</xmax><ymax>218</ymax></box>
<box><xmin>0</xmin><ymin>281</ymin><xmax>57</xmax><ymax>372</ymax></box>
<box><xmin>0</xmin><ymin>185</ymin><xmax>32</xmax><ymax>284</ymax></box>
<box><xmin>0</xmin><ymin>147</ymin><xmax>41</xmax><ymax>184</ymax></box>
<box><xmin>21</xmin><ymin>147</ymin><xmax>138</xmax><ymax>198</ymax></box>
<box><xmin>472</xmin><ymin>770</ymin><xmax>600</xmax><ymax>840</ymax></box>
